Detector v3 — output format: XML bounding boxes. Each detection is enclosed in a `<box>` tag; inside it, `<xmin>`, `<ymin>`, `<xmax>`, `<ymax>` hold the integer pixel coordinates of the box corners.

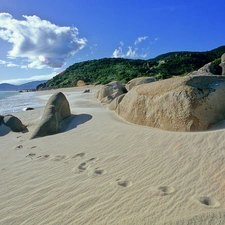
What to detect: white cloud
<box><xmin>0</xmin><ymin>59</ymin><xmax>19</xmax><ymax>67</ymax></box>
<box><xmin>112</xmin><ymin>46</ymin><xmax>144</xmax><ymax>58</ymax></box>
<box><xmin>112</xmin><ymin>37</ymin><xmax>149</xmax><ymax>58</ymax></box>
<box><xmin>0</xmin><ymin>13</ymin><xmax>87</xmax><ymax>69</ymax></box>
<box><xmin>6</xmin><ymin>63</ymin><xmax>19</xmax><ymax>67</ymax></box>
<box><xmin>126</xmin><ymin>46</ymin><xmax>137</xmax><ymax>57</ymax></box>
<box><xmin>150</xmin><ymin>37</ymin><xmax>159</xmax><ymax>44</ymax></box>
<box><xmin>134</xmin><ymin>36</ymin><xmax>148</xmax><ymax>45</ymax></box>
<box><xmin>112</xmin><ymin>47</ymin><xmax>125</xmax><ymax>58</ymax></box>
<box><xmin>0</xmin><ymin>60</ymin><xmax>7</xmax><ymax>64</ymax></box>
<box><xmin>0</xmin><ymin>72</ymin><xmax>57</xmax><ymax>85</ymax></box>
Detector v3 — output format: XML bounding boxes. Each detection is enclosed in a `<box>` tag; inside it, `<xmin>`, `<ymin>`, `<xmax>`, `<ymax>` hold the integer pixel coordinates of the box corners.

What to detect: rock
<box><xmin>3</xmin><ymin>115</ymin><xmax>25</xmax><ymax>132</ymax></box>
<box><xmin>125</xmin><ymin>77</ymin><xmax>156</xmax><ymax>91</ymax></box>
<box><xmin>187</xmin><ymin>71</ymin><xmax>213</xmax><ymax>76</ymax></box>
<box><xmin>108</xmin><ymin>94</ymin><xmax>126</xmax><ymax>110</ymax></box>
<box><xmin>221</xmin><ymin>53</ymin><xmax>225</xmax><ymax>63</ymax></box>
<box><xmin>94</xmin><ymin>90</ymin><xmax>100</xmax><ymax>99</ymax></box>
<box><xmin>220</xmin><ymin>53</ymin><xmax>225</xmax><ymax>75</ymax></box>
<box><xmin>77</xmin><ymin>80</ymin><xmax>86</xmax><ymax>86</ymax></box>
<box><xmin>97</xmin><ymin>81</ymin><xmax>126</xmax><ymax>104</ymax></box>
<box><xmin>116</xmin><ymin>75</ymin><xmax>225</xmax><ymax>132</ymax></box>
<box><xmin>198</xmin><ymin>62</ymin><xmax>214</xmax><ymax>74</ymax></box>
<box><xmin>30</xmin><ymin>92</ymin><xmax>71</xmax><ymax>139</ymax></box>
<box><xmin>23</xmin><ymin>107</ymin><xmax>34</xmax><ymax>111</ymax></box>
<box><xmin>83</xmin><ymin>89</ymin><xmax>90</xmax><ymax>93</ymax></box>
<box><xmin>0</xmin><ymin>115</ymin><xmax>3</xmax><ymax>125</ymax></box>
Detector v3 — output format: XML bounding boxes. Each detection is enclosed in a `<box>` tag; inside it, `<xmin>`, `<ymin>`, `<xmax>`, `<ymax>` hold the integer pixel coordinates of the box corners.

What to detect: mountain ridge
<box><xmin>42</xmin><ymin>45</ymin><xmax>225</xmax><ymax>89</ymax></box>
<box><xmin>0</xmin><ymin>80</ymin><xmax>47</xmax><ymax>91</ymax></box>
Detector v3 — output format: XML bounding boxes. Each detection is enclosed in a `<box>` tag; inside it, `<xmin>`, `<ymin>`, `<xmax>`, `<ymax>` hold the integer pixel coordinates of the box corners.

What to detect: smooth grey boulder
<box><xmin>30</xmin><ymin>92</ymin><xmax>71</xmax><ymax>139</ymax></box>
<box><xmin>198</xmin><ymin>62</ymin><xmax>214</xmax><ymax>74</ymax></box>
<box><xmin>97</xmin><ymin>81</ymin><xmax>126</xmax><ymax>104</ymax></box>
<box><xmin>3</xmin><ymin>115</ymin><xmax>25</xmax><ymax>132</ymax></box>
<box><xmin>116</xmin><ymin>74</ymin><xmax>225</xmax><ymax>132</ymax></box>
<box><xmin>108</xmin><ymin>94</ymin><xmax>126</xmax><ymax>110</ymax></box>
<box><xmin>125</xmin><ymin>77</ymin><xmax>156</xmax><ymax>91</ymax></box>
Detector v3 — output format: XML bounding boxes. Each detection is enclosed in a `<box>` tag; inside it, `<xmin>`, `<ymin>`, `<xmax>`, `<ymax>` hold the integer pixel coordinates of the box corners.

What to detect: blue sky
<box><xmin>0</xmin><ymin>0</ymin><xmax>224</xmax><ymax>84</ymax></box>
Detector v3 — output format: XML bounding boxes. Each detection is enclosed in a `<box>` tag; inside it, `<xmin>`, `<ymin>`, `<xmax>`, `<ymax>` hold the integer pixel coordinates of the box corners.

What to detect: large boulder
<box><xmin>97</xmin><ymin>81</ymin><xmax>126</xmax><ymax>104</ymax></box>
<box><xmin>125</xmin><ymin>77</ymin><xmax>156</xmax><ymax>91</ymax></box>
<box><xmin>116</xmin><ymin>75</ymin><xmax>225</xmax><ymax>132</ymax></box>
<box><xmin>30</xmin><ymin>92</ymin><xmax>71</xmax><ymax>139</ymax></box>
<box><xmin>220</xmin><ymin>53</ymin><xmax>225</xmax><ymax>75</ymax></box>
<box><xmin>3</xmin><ymin>115</ymin><xmax>25</xmax><ymax>132</ymax></box>
<box><xmin>108</xmin><ymin>94</ymin><xmax>126</xmax><ymax>110</ymax></box>
<box><xmin>198</xmin><ymin>62</ymin><xmax>214</xmax><ymax>74</ymax></box>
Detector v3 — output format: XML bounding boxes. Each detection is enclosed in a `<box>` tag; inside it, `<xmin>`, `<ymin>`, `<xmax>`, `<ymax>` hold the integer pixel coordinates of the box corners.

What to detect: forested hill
<box><xmin>43</xmin><ymin>46</ymin><xmax>225</xmax><ymax>89</ymax></box>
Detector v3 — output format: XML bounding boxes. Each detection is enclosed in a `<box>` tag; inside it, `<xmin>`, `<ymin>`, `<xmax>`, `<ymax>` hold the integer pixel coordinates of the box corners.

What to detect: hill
<box><xmin>42</xmin><ymin>46</ymin><xmax>225</xmax><ymax>89</ymax></box>
<box><xmin>0</xmin><ymin>80</ymin><xmax>47</xmax><ymax>91</ymax></box>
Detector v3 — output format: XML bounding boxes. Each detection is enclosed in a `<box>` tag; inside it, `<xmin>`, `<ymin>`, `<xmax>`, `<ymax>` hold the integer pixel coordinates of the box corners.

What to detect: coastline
<box><xmin>1</xmin><ymin>86</ymin><xmax>225</xmax><ymax>224</ymax></box>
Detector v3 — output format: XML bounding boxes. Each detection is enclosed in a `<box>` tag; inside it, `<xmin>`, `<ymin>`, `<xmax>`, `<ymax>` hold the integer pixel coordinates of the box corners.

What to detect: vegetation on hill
<box><xmin>42</xmin><ymin>46</ymin><xmax>225</xmax><ymax>89</ymax></box>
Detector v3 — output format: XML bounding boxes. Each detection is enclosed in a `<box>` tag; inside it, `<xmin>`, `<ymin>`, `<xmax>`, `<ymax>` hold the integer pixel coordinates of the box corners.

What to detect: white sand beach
<box><xmin>1</xmin><ymin>86</ymin><xmax>225</xmax><ymax>224</ymax></box>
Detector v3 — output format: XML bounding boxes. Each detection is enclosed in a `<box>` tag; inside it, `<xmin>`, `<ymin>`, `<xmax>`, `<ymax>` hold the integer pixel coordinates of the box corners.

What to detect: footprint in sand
<box><xmin>86</xmin><ymin>157</ymin><xmax>99</xmax><ymax>163</ymax></box>
<box><xmin>93</xmin><ymin>167</ymin><xmax>107</xmax><ymax>175</ymax></box>
<box><xmin>72</xmin><ymin>157</ymin><xmax>99</xmax><ymax>173</ymax></box>
<box><xmin>117</xmin><ymin>179</ymin><xmax>132</xmax><ymax>188</ymax></box>
<box><xmin>50</xmin><ymin>155</ymin><xmax>68</xmax><ymax>162</ymax></box>
<box><xmin>15</xmin><ymin>145</ymin><xmax>23</xmax><ymax>149</ymax></box>
<box><xmin>26</xmin><ymin>153</ymin><xmax>36</xmax><ymax>157</ymax></box>
<box><xmin>196</xmin><ymin>196</ymin><xmax>220</xmax><ymax>208</ymax></box>
<box><xmin>78</xmin><ymin>162</ymin><xmax>90</xmax><ymax>172</ymax></box>
<box><xmin>158</xmin><ymin>186</ymin><xmax>175</xmax><ymax>195</ymax></box>
<box><xmin>26</xmin><ymin>153</ymin><xmax>36</xmax><ymax>160</ymax></box>
<box><xmin>37</xmin><ymin>154</ymin><xmax>50</xmax><ymax>160</ymax></box>
<box><xmin>72</xmin><ymin>152</ymin><xmax>86</xmax><ymax>159</ymax></box>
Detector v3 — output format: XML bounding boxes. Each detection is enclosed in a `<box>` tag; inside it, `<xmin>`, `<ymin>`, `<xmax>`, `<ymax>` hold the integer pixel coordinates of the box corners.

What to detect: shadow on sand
<box><xmin>60</xmin><ymin>114</ymin><xmax>93</xmax><ymax>133</ymax></box>
<box><xmin>0</xmin><ymin>124</ymin><xmax>11</xmax><ymax>136</ymax></box>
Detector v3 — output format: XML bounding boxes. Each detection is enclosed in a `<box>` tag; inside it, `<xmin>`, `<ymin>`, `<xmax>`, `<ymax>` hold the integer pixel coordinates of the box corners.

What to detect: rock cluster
<box><xmin>30</xmin><ymin>92</ymin><xmax>71</xmax><ymax>139</ymax></box>
<box><xmin>96</xmin><ymin>81</ymin><xmax>126</xmax><ymax>104</ymax></box>
<box><xmin>97</xmin><ymin>77</ymin><xmax>156</xmax><ymax>105</ymax></box>
<box><xmin>115</xmin><ymin>74</ymin><xmax>225</xmax><ymax>131</ymax></box>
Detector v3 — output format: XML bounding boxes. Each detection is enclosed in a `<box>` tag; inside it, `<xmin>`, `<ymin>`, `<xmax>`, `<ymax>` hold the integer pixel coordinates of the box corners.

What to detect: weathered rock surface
<box><xmin>125</xmin><ymin>77</ymin><xmax>156</xmax><ymax>91</ymax></box>
<box><xmin>198</xmin><ymin>62</ymin><xmax>214</xmax><ymax>74</ymax></box>
<box><xmin>108</xmin><ymin>94</ymin><xmax>126</xmax><ymax>110</ymax></box>
<box><xmin>220</xmin><ymin>53</ymin><xmax>225</xmax><ymax>75</ymax></box>
<box><xmin>30</xmin><ymin>92</ymin><xmax>71</xmax><ymax>139</ymax></box>
<box><xmin>116</xmin><ymin>75</ymin><xmax>225</xmax><ymax>132</ymax></box>
<box><xmin>97</xmin><ymin>81</ymin><xmax>126</xmax><ymax>104</ymax></box>
<box><xmin>3</xmin><ymin>115</ymin><xmax>25</xmax><ymax>132</ymax></box>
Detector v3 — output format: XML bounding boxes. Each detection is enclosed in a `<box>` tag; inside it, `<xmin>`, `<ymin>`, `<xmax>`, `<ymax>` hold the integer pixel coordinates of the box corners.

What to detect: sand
<box><xmin>1</xmin><ymin>86</ymin><xmax>225</xmax><ymax>224</ymax></box>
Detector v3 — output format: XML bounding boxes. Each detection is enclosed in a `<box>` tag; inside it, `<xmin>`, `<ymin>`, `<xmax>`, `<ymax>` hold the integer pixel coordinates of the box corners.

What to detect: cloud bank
<box><xmin>0</xmin><ymin>13</ymin><xmax>87</xmax><ymax>69</ymax></box>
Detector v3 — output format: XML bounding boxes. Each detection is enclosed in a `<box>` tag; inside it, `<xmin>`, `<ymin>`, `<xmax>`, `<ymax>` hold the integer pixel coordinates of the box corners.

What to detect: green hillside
<box><xmin>42</xmin><ymin>46</ymin><xmax>225</xmax><ymax>89</ymax></box>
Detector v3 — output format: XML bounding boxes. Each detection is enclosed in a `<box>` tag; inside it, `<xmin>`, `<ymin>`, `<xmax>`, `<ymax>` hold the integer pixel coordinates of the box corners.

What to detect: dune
<box><xmin>1</xmin><ymin>86</ymin><xmax>225</xmax><ymax>224</ymax></box>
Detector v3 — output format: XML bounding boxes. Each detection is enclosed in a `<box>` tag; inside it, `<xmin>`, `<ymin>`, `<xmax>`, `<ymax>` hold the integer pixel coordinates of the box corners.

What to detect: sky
<box><xmin>0</xmin><ymin>0</ymin><xmax>224</xmax><ymax>85</ymax></box>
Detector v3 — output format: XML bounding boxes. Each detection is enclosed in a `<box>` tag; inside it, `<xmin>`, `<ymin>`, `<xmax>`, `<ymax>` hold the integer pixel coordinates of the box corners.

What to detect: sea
<box><xmin>0</xmin><ymin>91</ymin><xmax>45</xmax><ymax>115</ymax></box>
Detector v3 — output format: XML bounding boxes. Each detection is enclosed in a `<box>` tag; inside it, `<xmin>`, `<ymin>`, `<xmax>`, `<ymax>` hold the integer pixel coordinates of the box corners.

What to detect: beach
<box><xmin>1</xmin><ymin>86</ymin><xmax>225</xmax><ymax>225</ymax></box>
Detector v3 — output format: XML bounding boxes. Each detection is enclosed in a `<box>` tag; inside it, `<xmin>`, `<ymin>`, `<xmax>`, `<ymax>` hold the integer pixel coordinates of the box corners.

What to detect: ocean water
<box><xmin>0</xmin><ymin>91</ymin><xmax>44</xmax><ymax>115</ymax></box>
